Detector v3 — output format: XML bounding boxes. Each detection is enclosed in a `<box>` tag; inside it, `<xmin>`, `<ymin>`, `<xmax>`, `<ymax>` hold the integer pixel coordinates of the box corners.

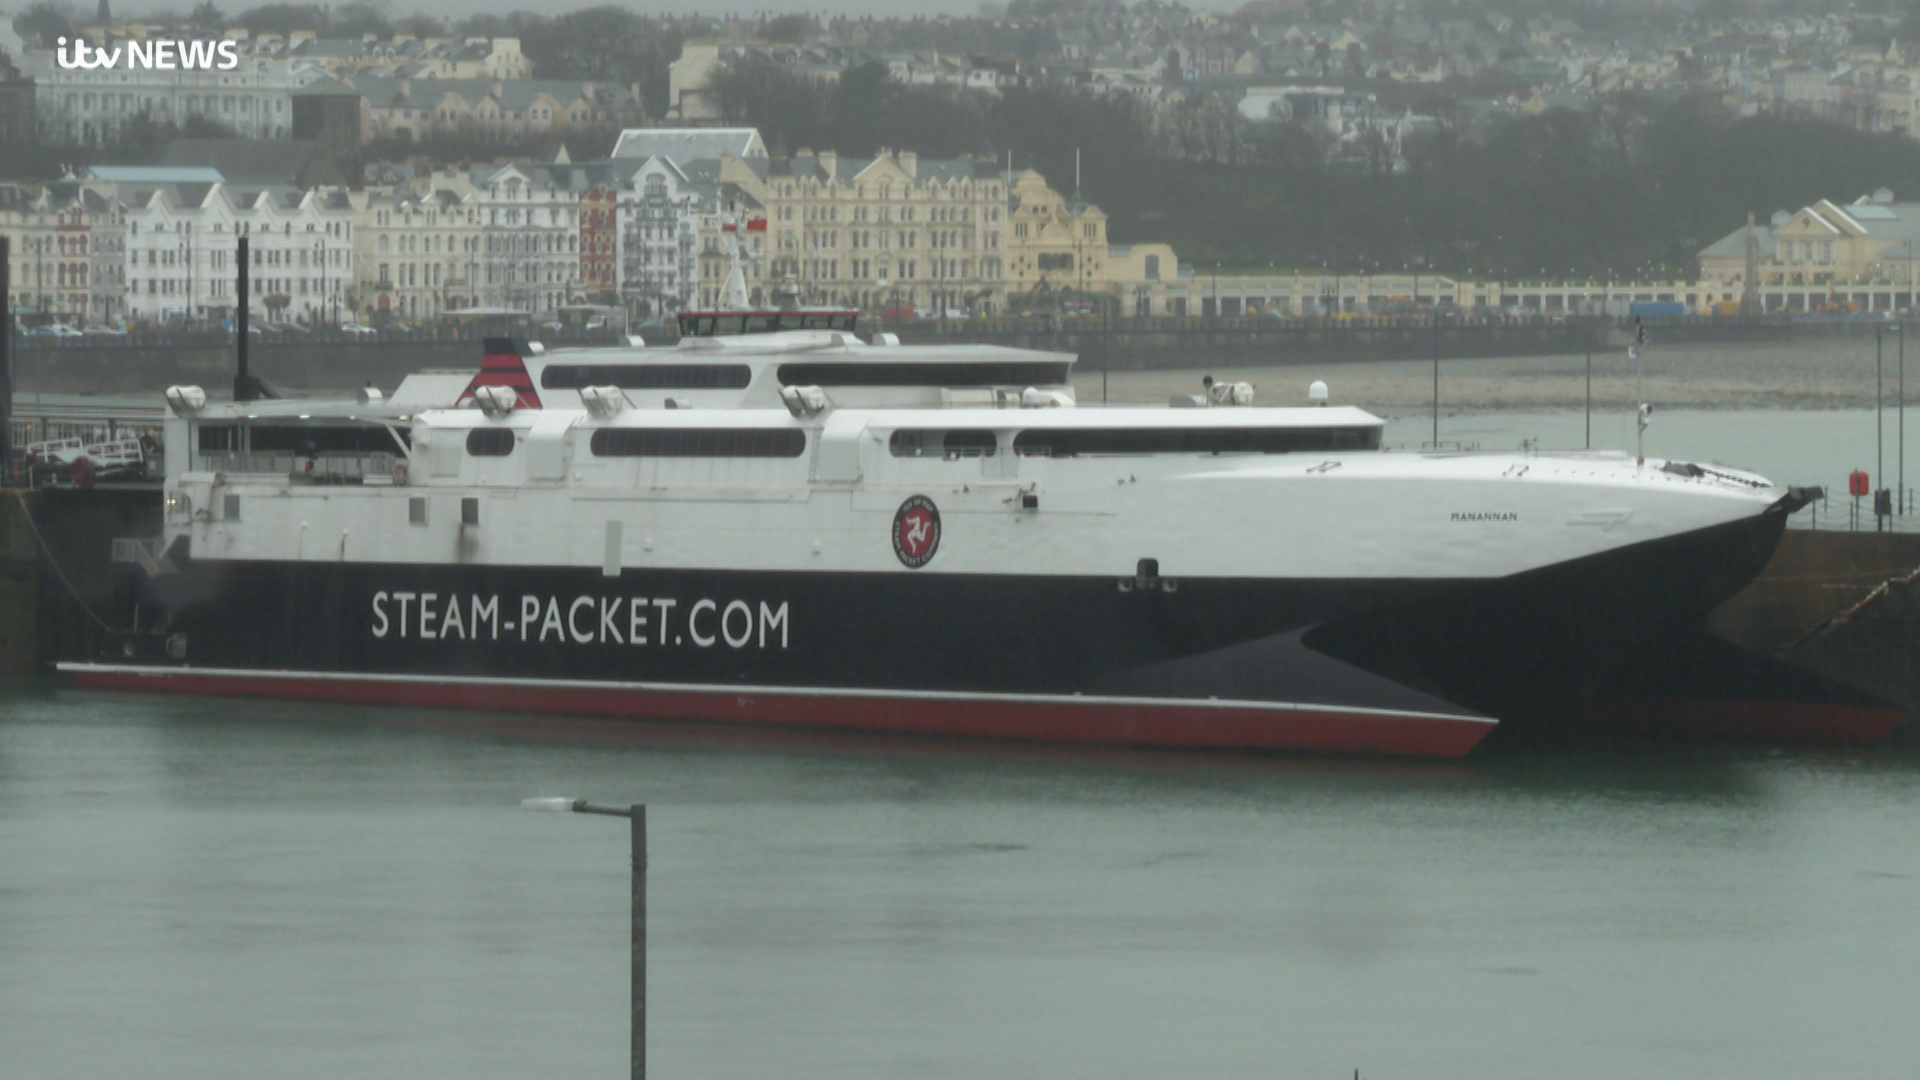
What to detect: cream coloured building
<box><xmin>352</xmin><ymin>184</ymin><xmax>484</xmax><ymax>323</ymax></box>
<box><xmin>1698</xmin><ymin>190</ymin><xmax>1920</xmax><ymax>301</ymax></box>
<box><xmin>1005</xmin><ymin>169</ymin><xmax>1181</xmax><ymax>316</ymax></box>
<box><xmin>0</xmin><ymin>180</ymin><xmax>127</xmax><ymax>322</ymax></box>
<box><xmin>699</xmin><ymin>148</ymin><xmax>1009</xmax><ymax>314</ymax></box>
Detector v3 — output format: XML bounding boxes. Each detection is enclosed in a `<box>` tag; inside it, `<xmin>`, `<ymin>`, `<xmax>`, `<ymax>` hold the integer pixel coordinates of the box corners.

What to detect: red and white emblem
<box><xmin>892</xmin><ymin>495</ymin><xmax>941</xmax><ymax>569</ymax></box>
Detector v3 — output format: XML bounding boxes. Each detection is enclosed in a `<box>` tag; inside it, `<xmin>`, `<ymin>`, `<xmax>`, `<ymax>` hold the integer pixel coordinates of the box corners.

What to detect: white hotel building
<box><xmin>11</xmin><ymin>47</ymin><xmax>320</xmax><ymax>144</ymax></box>
<box><xmin>85</xmin><ymin>167</ymin><xmax>353</xmax><ymax>325</ymax></box>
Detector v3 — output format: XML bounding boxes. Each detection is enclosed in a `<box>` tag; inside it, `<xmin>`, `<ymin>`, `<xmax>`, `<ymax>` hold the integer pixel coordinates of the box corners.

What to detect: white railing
<box><xmin>1790</xmin><ymin>493</ymin><xmax>1920</xmax><ymax>533</ymax></box>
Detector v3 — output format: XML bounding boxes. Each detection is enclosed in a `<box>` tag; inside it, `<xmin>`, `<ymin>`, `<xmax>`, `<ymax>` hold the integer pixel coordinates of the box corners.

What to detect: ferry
<box><xmin>63</xmin><ymin>246</ymin><xmax>1904</xmax><ymax>758</ymax></box>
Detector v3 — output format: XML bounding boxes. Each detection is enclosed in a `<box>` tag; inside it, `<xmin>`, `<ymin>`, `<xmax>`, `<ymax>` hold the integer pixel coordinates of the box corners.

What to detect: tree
<box><xmin>15</xmin><ymin>1</ymin><xmax>76</xmax><ymax>46</ymax></box>
<box><xmin>263</xmin><ymin>293</ymin><xmax>291</xmax><ymax>319</ymax></box>
<box><xmin>512</xmin><ymin>7</ymin><xmax>686</xmax><ymax>116</ymax></box>
<box><xmin>331</xmin><ymin>0</ymin><xmax>392</xmax><ymax>38</ymax></box>
<box><xmin>763</xmin><ymin>13</ymin><xmax>813</xmax><ymax>44</ymax></box>
<box><xmin>187</xmin><ymin>1</ymin><xmax>226</xmax><ymax>29</ymax></box>
<box><xmin>232</xmin><ymin>3</ymin><xmax>327</xmax><ymax>35</ymax></box>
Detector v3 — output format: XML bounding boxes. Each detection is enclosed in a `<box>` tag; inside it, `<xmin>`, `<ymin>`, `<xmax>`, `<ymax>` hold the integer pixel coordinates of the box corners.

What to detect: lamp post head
<box><xmin>521</xmin><ymin>797</ymin><xmax>582</xmax><ymax>813</ymax></box>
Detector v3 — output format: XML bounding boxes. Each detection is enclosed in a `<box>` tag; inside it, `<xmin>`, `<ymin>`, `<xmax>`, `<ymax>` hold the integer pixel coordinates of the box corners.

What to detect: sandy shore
<box><xmin>1071</xmin><ymin>337</ymin><xmax>1920</xmax><ymax>413</ymax></box>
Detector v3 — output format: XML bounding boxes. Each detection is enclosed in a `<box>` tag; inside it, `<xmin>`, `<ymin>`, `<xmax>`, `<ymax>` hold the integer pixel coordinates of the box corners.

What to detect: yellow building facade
<box><xmin>1004</xmin><ymin>169</ymin><xmax>1182</xmax><ymax>316</ymax></box>
<box><xmin>704</xmin><ymin>148</ymin><xmax>1009</xmax><ymax>314</ymax></box>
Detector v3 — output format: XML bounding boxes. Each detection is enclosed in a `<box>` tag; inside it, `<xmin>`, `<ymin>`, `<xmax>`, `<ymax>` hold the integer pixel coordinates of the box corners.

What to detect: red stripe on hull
<box><xmin>67</xmin><ymin>668</ymin><xmax>1492</xmax><ymax>760</ymax></box>
<box><xmin>1592</xmin><ymin>697</ymin><xmax>1907</xmax><ymax>745</ymax></box>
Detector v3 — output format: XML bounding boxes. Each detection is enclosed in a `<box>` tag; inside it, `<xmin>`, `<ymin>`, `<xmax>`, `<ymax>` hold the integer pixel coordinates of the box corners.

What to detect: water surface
<box><xmin>3</xmin><ymin>682</ymin><xmax>1916</xmax><ymax>1079</ymax></box>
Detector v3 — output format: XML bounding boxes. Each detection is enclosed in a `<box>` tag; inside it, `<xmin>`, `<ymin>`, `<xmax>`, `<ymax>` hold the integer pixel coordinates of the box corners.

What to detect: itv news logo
<box><xmin>55</xmin><ymin>37</ymin><xmax>240</xmax><ymax>71</ymax></box>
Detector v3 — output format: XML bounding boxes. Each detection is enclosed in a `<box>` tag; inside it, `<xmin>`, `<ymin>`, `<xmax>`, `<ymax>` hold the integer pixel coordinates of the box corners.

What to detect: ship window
<box><xmin>465</xmin><ymin>428</ymin><xmax>517</xmax><ymax>456</ymax></box>
<box><xmin>247</xmin><ymin>425</ymin><xmax>398</xmax><ymax>453</ymax></box>
<box><xmin>589</xmin><ymin>427</ymin><xmax>807</xmax><ymax>458</ymax></box>
<box><xmin>541</xmin><ymin>364</ymin><xmax>751</xmax><ymax>390</ymax></box>
<box><xmin>461</xmin><ymin>497</ymin><xmax>480</xmax><ymax>526</ymax></box>
<box><xmin>677</xmin><ymin>312</ymin><xmax>858</xmax><ymax>336</ymax></box>
<box><xmin>409</xmin><ymin>496</ymin><xmax>428</xmax><ymax>525</ymax></box>
<box><xmin>888</xmin><ymin>429</ymin><xmax>998</xmax><ymax>457</ymax></box>
<box><xmin>223</xmin><ymin>493</ymin><xmax>241</xmax><ymax>520</ymax></box>
<box><xmin>197</xmin><ymin>424</ymin><xmax>237</xmax><ymax>451</ymax></box>
<box><xmin>778</xmin><ymin>361</ymin><xmax>1072</xmax><ymax>387</ymax></box>
<box><xmin>1012</xmin><ymin>426</ymin><xmax>1382</xmax><ymax>457</ymax></box>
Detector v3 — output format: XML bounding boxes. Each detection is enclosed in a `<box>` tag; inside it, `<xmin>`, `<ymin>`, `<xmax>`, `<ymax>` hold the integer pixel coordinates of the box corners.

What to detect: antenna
<box><xmin>1633</xmin><ymin>319</ymin><xmax>1649</xmax><ymax>466</ymax></box>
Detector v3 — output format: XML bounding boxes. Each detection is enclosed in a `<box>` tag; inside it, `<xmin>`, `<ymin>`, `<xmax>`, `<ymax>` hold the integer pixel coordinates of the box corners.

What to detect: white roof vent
<box><xmin>1771</xmin><ymin>210</ymin><xmax>1791</xmax><ymax>227</ymax></box>
<box><xmin>357</xmin><ymin>386</ymin><xmax>384</xmax><ymax>405</ymax></box>
<box><xmin>474</xmin><ymin>385</ymin><xmax>518</xmax><ymax>417</ymax></box>
<box><xmin>780</xmin><ymin>384</ymin><xmax>830</xmax><ymax>417</ymax></box>
<box><xmin>1309</xmin><ymin>380</ymin><xmax>1329</xmax><ymax>405</ymax></box>
<box><xmin>164</xmin><ymin>385</ymin><xmax>207</xmax><ymax>416</ymax></box>
<box><xmin>1209</xmin><ymin>381</ymin><xmax>1255</xmax><ymax>406</ymax></box>
<box><xmin>1875</xmin><ymin>186</ymin><xmax>1896</xmax><ymax>204</ymax></box>
<box><xmin>580</xmin><ymin>385</ymin><xmax>629</xmax><ymax>418</ymax></box>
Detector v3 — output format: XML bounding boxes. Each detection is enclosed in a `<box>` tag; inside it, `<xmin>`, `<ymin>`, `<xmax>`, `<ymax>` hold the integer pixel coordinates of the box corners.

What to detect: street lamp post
<box><xmin>521</xmin><ymin>797</ymin><xmax>647</xmax><ymax>1080</ymax></box>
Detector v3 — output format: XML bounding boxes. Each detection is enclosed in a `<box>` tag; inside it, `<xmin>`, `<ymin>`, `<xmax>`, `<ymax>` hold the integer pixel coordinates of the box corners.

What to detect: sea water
<box><xmin>2</xmin><ymin>684</ymin><xmax>1915</xmax><ymax>1080</ymax></box>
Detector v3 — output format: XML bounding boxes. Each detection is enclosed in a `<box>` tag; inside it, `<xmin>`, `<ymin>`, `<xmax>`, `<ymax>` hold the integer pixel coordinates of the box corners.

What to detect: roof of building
<box><xmin>1699</xmin><ymin>195</ymin><xmax>1920</xmax><ymax>258</ymax></box>
<box><xmin>154</xmin><ymin>139</ymin><xmax>322</xmax><ymax>186</ymax></box>
<box><xmin>84</xmin><ymin>166</ymin><xmax>225</xmax><ymax>183</ymax></box>
<box><xmin>610</xmin><ymin>128</ymin><xmax>768</xmax><ymax>162</ymax></box>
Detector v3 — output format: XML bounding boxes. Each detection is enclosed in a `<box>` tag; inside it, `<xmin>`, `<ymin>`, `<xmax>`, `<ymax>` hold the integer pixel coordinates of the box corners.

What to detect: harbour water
<box><xmin>4</xmin><ymin>681</ymin><xmax>1918</xmax><ymax>1079</ymax></box>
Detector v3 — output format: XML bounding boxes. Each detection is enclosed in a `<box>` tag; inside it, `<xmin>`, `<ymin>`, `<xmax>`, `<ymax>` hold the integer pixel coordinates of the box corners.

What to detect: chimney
<box><xmin>819</xmin><ymin>150</ymin><xmax>837</xmax><ymax>180</ymax></box>
<box><xmin>898</xmin><ymin>150</ymin><xmax>917</xmax><ymax>178</ymax></box>
<box><xmin>398</xmin><ymin>75</ymin><xmax>411</xmax><ymax>98</ymax></box>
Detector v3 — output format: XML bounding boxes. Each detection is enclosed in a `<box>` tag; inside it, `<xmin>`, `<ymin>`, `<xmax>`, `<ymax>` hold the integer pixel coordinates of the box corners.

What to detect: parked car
<box><xmin>37</xmin><ymin>324</ymin><xmax>84</xmax><ymax>338</ymax></box>
<box><xmin>81</xmin><ymin>323</ymin><xmax>127</xmax><ymax>337</ymax></box>
<box><xmin>340</xmin><ymin>324</ymin><xmax>378</xmax><ymax>338</ymax></box>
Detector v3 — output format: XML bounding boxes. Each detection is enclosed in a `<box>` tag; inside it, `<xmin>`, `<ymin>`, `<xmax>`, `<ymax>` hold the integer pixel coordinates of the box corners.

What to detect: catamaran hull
<box><xmin>66</xmin><ymin>504</ymin><xmax>1900</xmax><ymax>756</ymax></box>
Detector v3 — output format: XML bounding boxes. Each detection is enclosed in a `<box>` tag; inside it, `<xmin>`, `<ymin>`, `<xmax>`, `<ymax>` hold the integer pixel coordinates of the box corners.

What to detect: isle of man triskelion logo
<box><xmin>892</xmin><ymin>495</ymin><xmax>941</xmax><ymax>569</ymax></box>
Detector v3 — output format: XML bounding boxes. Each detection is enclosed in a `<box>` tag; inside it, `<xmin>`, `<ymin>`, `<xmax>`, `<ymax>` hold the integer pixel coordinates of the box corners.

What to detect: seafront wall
<box><xmin>0</xmin><ymin>316</ymin><xmax>1857</xmax><ymax>394</ymax></box>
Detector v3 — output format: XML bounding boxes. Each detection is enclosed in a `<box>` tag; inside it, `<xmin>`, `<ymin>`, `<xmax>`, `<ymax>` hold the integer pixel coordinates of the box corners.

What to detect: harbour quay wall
<box><xmin>0</xmin><ymin>488</ymin><xmax>159</xmax><ymax>673</ymax></box>
<box><xmin>1714</xmin><ymin>529</ymin><xmax>1920</xmax><ymax>715</ymax></box>
<box><xmin>0</xmin><ymin>493</ymin><xmax>37</xmax><ymax>672</ymax></box>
